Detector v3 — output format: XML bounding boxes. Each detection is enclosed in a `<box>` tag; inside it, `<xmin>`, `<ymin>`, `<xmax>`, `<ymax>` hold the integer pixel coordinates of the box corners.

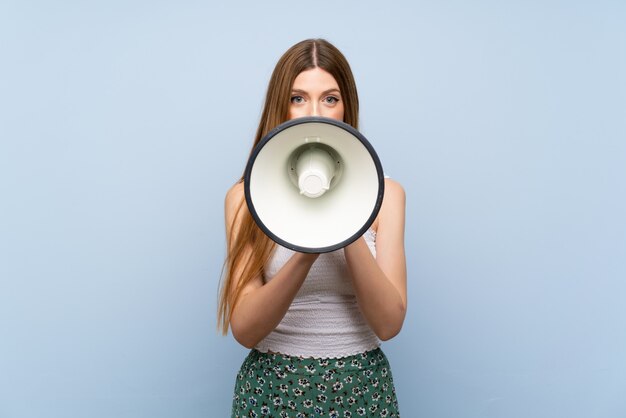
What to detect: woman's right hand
<box><xmin>229</xmin><ymin>251</ymin><xmax>319</xmax><ymax>349</ymax></box>
<box><xmin>225</xmin><ymin>182</ymin><xmax>319</xmax><ymax>348</ymax></box>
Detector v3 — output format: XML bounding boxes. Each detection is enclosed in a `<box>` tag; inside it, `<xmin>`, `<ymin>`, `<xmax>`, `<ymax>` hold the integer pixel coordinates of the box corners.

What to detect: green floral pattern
<box><xmin>231</xmin><ymin>348</ymin><xmax>400</xmax><ymax>417</ymax></box>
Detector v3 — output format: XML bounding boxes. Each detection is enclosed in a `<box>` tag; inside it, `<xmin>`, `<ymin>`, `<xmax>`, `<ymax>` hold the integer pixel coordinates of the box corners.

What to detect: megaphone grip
<box><xmin>296</xmin><ymin>147</ymin><xmax>336</xmax><ymax>198</ymax></box>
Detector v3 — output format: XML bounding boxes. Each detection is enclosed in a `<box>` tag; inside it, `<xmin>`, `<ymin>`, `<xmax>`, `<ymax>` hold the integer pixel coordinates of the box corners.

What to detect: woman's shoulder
<box><xmin>224</xmin><ymin>181</ymin><xmax>245</xmax><ymax>224</ymax></box>
<box><xmin>383</xmin><ymin>177</ymin><xmax>405</xmax><ymax>204</ymax></box>
<box><xmin>372</xmin><ymin>178</ymin><xmax>405</xmax><ymax>232</ymax></box>
<box><xmin>225</xmin><ymin>181</ymin><xmax>244</xmax><ymax>204</ymax></box>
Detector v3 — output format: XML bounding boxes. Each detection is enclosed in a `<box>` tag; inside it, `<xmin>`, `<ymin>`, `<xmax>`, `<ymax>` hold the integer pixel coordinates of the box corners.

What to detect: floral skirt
<box><xmin>231</xmin><ymin>348</ymin><xmax>400</xmax><ymax>417</ymax></box>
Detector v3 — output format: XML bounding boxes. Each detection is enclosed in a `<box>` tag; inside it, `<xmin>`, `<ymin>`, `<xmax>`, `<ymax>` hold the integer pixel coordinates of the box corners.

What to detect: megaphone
<box><xmin>244</xmin><ymin>116</ymin><xmax>384</xmax><ymax>253</ymax></box>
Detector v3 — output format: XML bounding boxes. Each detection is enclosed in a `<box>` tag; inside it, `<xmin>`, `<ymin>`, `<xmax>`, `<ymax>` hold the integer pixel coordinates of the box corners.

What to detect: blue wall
<box><xmin>1</xmin><ymin>1</ymin><xmax>624</xmax><ymax>417</ymax></box>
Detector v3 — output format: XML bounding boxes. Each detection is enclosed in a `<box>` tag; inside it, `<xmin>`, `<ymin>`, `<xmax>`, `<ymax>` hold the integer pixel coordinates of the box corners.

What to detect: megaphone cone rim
<box><xmin>243</xmin><ymin>116</ymin><xmax>385</xmax><ymax>254</ymax></box>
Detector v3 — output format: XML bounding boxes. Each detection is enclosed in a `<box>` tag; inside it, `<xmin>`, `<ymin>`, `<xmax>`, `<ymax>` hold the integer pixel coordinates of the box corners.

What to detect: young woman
<box><xmin>219</xmin><ymin>38</ymin><xmax>407</xmax><ymax>417</ymax></box>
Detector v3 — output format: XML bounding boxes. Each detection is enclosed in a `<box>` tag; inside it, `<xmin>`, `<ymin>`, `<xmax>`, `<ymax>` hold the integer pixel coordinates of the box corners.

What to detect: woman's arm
<box><xmin>344</xmin><ymin>178</ymin><xmax>407</xmax><ymax>340</ymax></box>
<box><xmin>224</xmin><ymin>183</ymin><xmax>319</xmax><ymax>349</ymax></box>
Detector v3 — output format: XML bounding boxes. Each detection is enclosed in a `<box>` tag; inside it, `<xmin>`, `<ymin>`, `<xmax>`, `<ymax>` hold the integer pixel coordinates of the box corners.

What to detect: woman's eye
<box><xmin>324</xmin><ymin>96</ymin><xmax>339</xmax><ymax>105</ymax></box>
<box><xmin>290</xmin><ymin>96</ymin><xmax>304</xmax><ymax>104</ymax></box>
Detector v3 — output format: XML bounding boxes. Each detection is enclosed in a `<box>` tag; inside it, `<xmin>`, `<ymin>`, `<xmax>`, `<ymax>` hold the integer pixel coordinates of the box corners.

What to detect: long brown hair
<box><xmin>218</xmin><ymin>39</ymin><xmax>360</xmax><ymax>334</ymax></box>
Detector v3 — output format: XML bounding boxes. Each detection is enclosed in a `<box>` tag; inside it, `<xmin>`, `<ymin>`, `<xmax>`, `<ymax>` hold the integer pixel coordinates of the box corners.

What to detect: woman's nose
<box><xmin>310</xmin><ymin>102</ymin><xmax>320</xmax><ymax>117</ymax></box>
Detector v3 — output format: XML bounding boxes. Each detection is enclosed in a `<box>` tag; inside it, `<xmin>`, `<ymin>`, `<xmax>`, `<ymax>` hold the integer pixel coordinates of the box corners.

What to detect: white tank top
<box><xmin>254</xmin><ymin>229</ymin><xmax>380</xmax><ymax>358</ymax></box>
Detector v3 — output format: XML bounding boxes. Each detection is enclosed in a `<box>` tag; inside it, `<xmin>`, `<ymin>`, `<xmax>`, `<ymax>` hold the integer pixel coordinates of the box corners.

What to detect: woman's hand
<box><xmin>229</xmin><ymin>251</ymin><xmax>319</xmax><ymax>348</ymax></box>
<box><xmin>344</xmin><ymin>178</ymin><xmax>407</xmax><ymax>340</ymax></box>
<box><xmin>225</xmin><ymin>182</ymin><xmax>320</xmax><ymax>348</ymax></box>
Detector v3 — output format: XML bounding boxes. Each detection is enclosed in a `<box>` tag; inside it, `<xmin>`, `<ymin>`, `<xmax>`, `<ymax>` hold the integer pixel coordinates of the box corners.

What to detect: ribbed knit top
<box><xmin>255</xmin><ymin>229</ymin><xmax>380</xmax><ymax>358</ymax></box>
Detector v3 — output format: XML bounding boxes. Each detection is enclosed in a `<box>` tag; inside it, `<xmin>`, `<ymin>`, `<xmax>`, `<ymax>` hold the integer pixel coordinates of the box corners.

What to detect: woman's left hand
<box><xmin>344</xmin><ymin>178</ymin><xmax>407</xmax><ymax>341</ymax></box>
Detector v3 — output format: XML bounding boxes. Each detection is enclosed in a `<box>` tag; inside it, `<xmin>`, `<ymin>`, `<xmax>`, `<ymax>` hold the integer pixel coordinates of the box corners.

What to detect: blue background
<box><xmin>1</xmin><ymin>1</ymin><xmax>625</xmax><ymax>417</ymax></box>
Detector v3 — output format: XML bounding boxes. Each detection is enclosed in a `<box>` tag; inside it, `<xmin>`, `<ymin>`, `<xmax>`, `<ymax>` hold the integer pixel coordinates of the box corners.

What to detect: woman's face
<box><xmin>288</xmin><ymin>67</ymin><xmax>344</xmax><ymax>121</ymax></box>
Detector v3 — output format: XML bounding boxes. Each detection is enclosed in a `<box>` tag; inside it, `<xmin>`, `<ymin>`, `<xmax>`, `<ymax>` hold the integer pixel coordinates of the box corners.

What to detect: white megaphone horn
<box><xmin>244</xmin><ymin>116</ymin><xmax>384</xmax><ymax>253</ymax></box>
